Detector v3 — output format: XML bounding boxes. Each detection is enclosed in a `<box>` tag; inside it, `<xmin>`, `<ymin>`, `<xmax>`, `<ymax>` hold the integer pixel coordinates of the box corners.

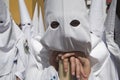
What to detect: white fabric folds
<box><xmin>41</xmin><ymin>0</ymin><xmax>91</xmax><ymax>55</ymax></box>
<box><xmin>0</xmin><ymin>0</ymin><xmax>28</xmax><ymax>80</ymax></box>
<box><xmin>105</xmin><ymin>0</ymin><xmax>120</xmax><ymax>60</ymax></box>
<box><xmin>32</xmin><ymin>3</ymin><xmax>45</xmax><ymax>37</ymax></box>
<box><xmin>105</xmin><ymin>0</ymin><xmax>120</xmax><ymax>79</ymax></box>
<box><xmin>31</xmin><ymin>2</ymin><xmax>39</xmax><ymax>37</ymax></box>
<box><xmin>18</xmin><ymin>1</ymin><xmax>59</xmax><ymax>80</ymax></box>
<box><xmin>18</xmin><ymin>0</ymin><xmax>32</xmax><ymax>41</ymax></box>
<box><xmin>38</xmin><ymin>7</ymin><xmax>45</xmax><ymax>37</ymax></box>
<box><xmin>41</xmin><ymin>0</ymin><xmax>119</xmax><ymax>80</ymax></box>
<box><xmin>18</xmin><ymin>0</ymin><xmax>31</xmax><ymax>26</ymax></box>
<box><xmin>89</xmin><ymin>0</ymin><xmax>107</xmax><ymax>39</ymax></box>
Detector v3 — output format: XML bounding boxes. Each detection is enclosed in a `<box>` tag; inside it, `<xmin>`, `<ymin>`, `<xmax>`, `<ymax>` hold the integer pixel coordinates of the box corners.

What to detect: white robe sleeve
<box><xmin>24</xmin><ymin>36</ymin><xmax>59</xmax><ymax>80</ymax></box>
<box><xmin>25</xmin><ymin>52</ymin><xmax>59</xmax><ymax>80</ymax></box>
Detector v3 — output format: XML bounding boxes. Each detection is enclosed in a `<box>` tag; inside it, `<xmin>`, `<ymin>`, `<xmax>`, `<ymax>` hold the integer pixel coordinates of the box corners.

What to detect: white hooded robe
<box><xmin>0</xmin><ymin>0</ymin><xmax>29</xmax><ymax>80</ymax></box>
<box><xmin>105</xmin><ymin>0</ymin><xmax>120</xmax><ymax>79</ymax></box>
<box><xmin>18</xmin><ymin>0</ymin><xmax>59</xmax><ymax>80</ymax></box>
<box><xmin>41</xmin><ymin>0</ymin><xmax>119</xmax><ymax>80</ymax></box>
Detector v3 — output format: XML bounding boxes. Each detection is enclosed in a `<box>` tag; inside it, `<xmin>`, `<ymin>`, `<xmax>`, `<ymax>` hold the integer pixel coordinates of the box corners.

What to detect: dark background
<box><xmin>116</xmin><ymin>0</ymin><xmax>120</xmax><ymax>19</ymax></box>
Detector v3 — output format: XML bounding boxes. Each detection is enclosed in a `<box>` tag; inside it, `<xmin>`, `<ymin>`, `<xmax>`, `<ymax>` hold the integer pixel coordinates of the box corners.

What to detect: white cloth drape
<box><xmin>89</xmin><ymin>0</ymin><xmax>107</xmax><ymax>39</ymax></box>
<box><xmin>0</xmin><ymin>0</ymin><xmax>29</xmax><ymax>80</ymax></box>
<box><xmin>105</xmin><ymin>0</ymin><xmax>120</xmax><ymax>79</ymax></box>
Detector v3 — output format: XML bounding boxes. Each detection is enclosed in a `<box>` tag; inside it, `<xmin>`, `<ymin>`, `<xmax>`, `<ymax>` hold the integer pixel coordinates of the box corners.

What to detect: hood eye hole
<box><xmin>0</xmin><ymin>21</ymin><xmax>3</xmax><ymax>23</ymax></box>
<box><xmin>51</xmin><ymin>21</ymin><xmax>59</xmax><ymax>29</ymax></box>
<box><xmin>70</xmin><ymin>20</ymin><xmax>80</xmax><ymax>27</ymax></box>
<box><xmin>28</xmin><ymin>23</ymin><xmax>31</xmax><ymax>25</ymax></box>
<box><xmin>21</xmin><ymin>24</ymin><xmax>25</xmax><ymax>26</ymax></box>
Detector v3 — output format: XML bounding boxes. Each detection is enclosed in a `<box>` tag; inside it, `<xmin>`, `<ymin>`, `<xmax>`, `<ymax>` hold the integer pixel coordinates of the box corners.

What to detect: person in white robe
<box><xmin>18</xmin><ymin>0</ymin><xmax>32</xmax><ymax>41</ymax></box>
<box><xmin>18</xmin><ymin>0</ymin><xmax>59</xmax><ymax>80</ymax></box>
<box><xmin>0</xmin><ymin>0</ymin><xmax>29</xmax><ymax>80</ymax></box>
<box><xmin>40</xmin><ymin>0</ymin><xmax>119</xmax><ymax>80</ymax></box>
<box><xmin>105</xmin><ymin>0</ymin><xmax>120</xmax><ymax>79</ymax></box>
<box><xmin>89</xmin><ymin>0</ymin><xmax>107</xmax><ymax>40</ymax></box>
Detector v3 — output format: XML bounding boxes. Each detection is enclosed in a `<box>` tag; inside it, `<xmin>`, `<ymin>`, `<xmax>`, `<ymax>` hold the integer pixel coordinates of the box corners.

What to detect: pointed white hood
<box><xmin>38</xmin><ymin>7</ymin><xmax>45</xmax><ymax>37</ymax></box>
<box><xmin>18</xmin><ymin>0</ymin><xmax>32</xmax><ymax>40</ymax></box>
<box><xmin>31</xmin><ymin>2</ymin><xmax>44</xmax><ymax>59</ymax></box>
<box><xmin>41</xmin><ymin>0</ymin><xmax>91</xmax><ymax>55</ymax></box>
<box><xmin>31</xmin><ymin>2</ymin><xmax>44</xmax><ymax>53</ymax></box>
<box><xmin>18</xmin><ymin>0</ymin><xmax>31</xmax><ymax>25</ymax></box>
<box><xmin>32</xmin><ymin>3</ymin><xmax>45</xmax><ymax>37</ymax></box>
<box><xmin>32</xmin><ymin>2</ymin><xmax>39</xmax><ymax>36</ymax></box>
